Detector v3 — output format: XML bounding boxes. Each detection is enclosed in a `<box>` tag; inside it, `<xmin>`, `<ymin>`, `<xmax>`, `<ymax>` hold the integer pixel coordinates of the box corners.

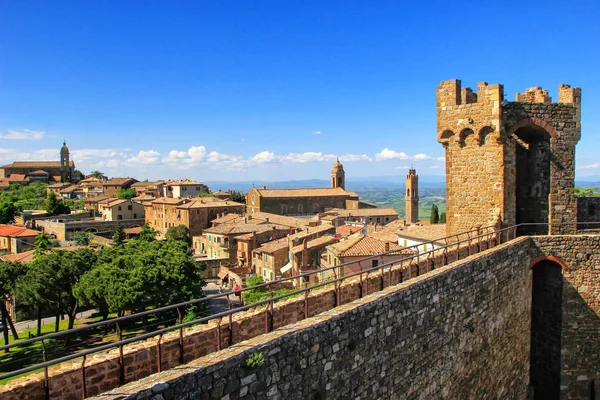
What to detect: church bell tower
<box><xmin>331</xmin><ymin>159</ymin><xmax>345</xmax><ymax>190</ymax></box>
<box><xmin>405</xmin><ymin>168</ymin><xmax>419</xmax><ymax>223</ymax></box>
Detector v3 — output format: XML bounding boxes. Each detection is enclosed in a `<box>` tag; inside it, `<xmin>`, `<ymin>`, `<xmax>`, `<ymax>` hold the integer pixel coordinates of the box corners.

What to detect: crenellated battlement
<box><xmin>515</xmin><ymin>87</ymin><xmax>551</xmax><ymax>103</ymax></box>
<box><xmin>436</xmin><ymin>79</ymin><xmax>504</xmax><ymax>108</ymax></box>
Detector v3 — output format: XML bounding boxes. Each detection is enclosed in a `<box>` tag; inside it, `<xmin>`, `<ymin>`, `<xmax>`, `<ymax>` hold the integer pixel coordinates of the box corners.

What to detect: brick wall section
<box><xmin>3</xmin><ymin>235</ymin><xmax>598</xmax><ymax>399</ymax></box>
<box><xmin>437</xmin><ymin>79</ymin><xmax>581</xmax><ymax>237</ymax></box>
<box><xmin>532</xmin><ymin>236</ymin><xmax>600</xmax><ymax>399</ymax></box>
<box><xmin>0</xmin><ymin>238</ymin><xmax>496</xmax><ymax>400</ymax></box>
<box><xmin>91</xmin><ymin>237</ymin><xmax>534</xmax><ymax>400</ymax></box>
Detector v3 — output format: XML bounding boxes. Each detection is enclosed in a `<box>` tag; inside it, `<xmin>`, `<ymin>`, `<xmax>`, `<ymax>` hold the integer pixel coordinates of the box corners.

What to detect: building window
<box><xmin>117</xmin><ymin>215</ymin><xmax>122</xmax><ymax>220</ymax></box>
<box><xmin>118</xmin><ymin>206</ymin><xmax>122</xmax><ymax>211</ymax></box>
<box><xmin>372</xmin><ymin>259</ymin><xmax>379</xmax><ymax>268</ymax></box>
<box><xmin>128</xmin><ymin>205</ymin><xmax>132</xmax><ymax>210</ymax></box>
<box><xmin>133</xmin><ymin>213</ymin><xmax>137</xmax><ymax>219</ymax></box>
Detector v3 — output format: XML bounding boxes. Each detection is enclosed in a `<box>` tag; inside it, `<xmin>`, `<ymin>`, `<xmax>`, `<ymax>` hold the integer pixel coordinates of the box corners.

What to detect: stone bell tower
<box><xmin>437</xmin><ymin>79</ymin><xmax>581</xmax><ymax>236</ymax></box>
<box><xmin>60</xmin><ymin>140</ymin><xmax>72</xmax><ymax>182</ymax></box>
<box><xmin>331</xmin><ymin>159</ymin><xmax>345</xmax><ymax>190</ymax></box>
<box><xmin>405</xmin><ymin>168</ymin><xmax>419</xmax><ymax>223</ymax></box>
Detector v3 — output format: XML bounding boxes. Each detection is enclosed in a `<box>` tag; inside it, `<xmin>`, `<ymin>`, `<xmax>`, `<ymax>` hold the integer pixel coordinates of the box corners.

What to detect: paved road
<box><xmin>204</xmin><ymin>280</ymin><xmax>240</xmax><ymax>316</ymax></box>
<box><xmin>11</xmin><ymin>309</ymin><xmax>98</xmax><ymax>334</ymax></box>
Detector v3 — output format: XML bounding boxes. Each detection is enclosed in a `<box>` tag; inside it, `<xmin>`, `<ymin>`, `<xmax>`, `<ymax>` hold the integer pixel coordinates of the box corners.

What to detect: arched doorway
<box><xmin>529</xmin><ymin>258</ymin><xmax>564</xmax><ymax>400</ymax></box>
<box><xmin>513</xmin><ymin>123</ymin><xmax>552</xmax><ymax>235</ymax></box>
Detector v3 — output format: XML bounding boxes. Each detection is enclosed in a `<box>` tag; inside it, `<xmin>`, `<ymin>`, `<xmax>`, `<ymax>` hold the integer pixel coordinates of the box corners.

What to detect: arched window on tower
<box><xmin>407</xmin><ymin>189</ymin><xmax>410</xmax><ymax>196</ymax></box>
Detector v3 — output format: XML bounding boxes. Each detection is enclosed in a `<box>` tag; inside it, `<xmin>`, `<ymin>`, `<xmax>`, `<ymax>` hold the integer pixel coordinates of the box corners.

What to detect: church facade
<box><xmin>246</xmin><ymin>160</ymin><xmax>372</xmax><ymax>215</ymax></box>
<box><xmin>0</xmin><ymin>141</ymin><xmax>76</xmax><ymax>184</ymax></box>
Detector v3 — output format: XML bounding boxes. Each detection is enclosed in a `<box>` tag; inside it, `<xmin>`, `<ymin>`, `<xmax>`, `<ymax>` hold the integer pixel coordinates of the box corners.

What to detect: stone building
<box><xmin>143</xmin><ymin>197</ymin><xmax>245</xmax><ymax>237</ymax></box>
<box><xmin>0</xmin><ymin>141</ymin><xmax>76</xmax><ymax>183</ymax></box>
<box><xmin>246</xmin><ymin>160</ymin><xmax>374</xmax><ymax>216</ymax></box>
<box><xmin>405</xmin><ymin>168</ymin><xmax>419</xmax><ymax>223</ymax></box>
<box><xmin>102</xmin><ymin>177</ymin><xmax>138</xmax><ymax>197</ymax></box>
<box><xmin>162</xmin><ymin>179</ymin><xmax>208</xmax><ymax>198</ymax></box>
<box><xmin>437</xmin><ymin>79</ymin><xmax>581</xmax><ymax>236</ymax></box>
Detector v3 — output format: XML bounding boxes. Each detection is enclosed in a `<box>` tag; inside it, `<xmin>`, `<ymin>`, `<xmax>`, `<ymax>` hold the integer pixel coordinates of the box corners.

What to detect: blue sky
<box><xmin>1</xmin><ymin>1</ymin><xmax>599</xmax><ymax>182</ymax></box>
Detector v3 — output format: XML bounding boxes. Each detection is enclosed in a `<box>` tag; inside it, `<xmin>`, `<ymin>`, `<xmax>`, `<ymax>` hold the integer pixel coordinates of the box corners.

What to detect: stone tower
<box><xmin>60</xmin><ymin>140</ymin><xmax>71</xmax><ymax>182</ymax></box>
<box><xmin>405</xmin><ymin>168</ymin><xmax>419</xmax><ymax>223</ymax></box>
<box><xmin>437</xmin><ymin>79</ymin><xmax>581</xmax><ymax>236</ymax></box>
<box><xmin>331</xmin><ymin>159</ymin><xmax>345</xmax><ymax>190</ymax></box>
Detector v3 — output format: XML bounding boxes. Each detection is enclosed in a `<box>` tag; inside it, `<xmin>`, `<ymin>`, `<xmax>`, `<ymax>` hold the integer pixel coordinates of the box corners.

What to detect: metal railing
<box><xmin>1</xmin><ymin>221</ymin><xmax>599</xmax><ymax>398</ymax></box>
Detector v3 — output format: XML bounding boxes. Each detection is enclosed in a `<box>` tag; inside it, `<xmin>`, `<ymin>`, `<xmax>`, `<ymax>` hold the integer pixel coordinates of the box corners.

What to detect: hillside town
<box><xmin>0</xmin><ymin>141</ymin><xmax>442</xmax><ymax>292</ymax></box>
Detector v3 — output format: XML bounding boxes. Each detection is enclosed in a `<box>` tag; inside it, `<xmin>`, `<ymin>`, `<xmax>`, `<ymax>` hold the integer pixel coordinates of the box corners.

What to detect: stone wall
<box><xmin>92</xmin><ymin>237</ymin><xmax>535</xmax><ymax>400</ymax></box>
<box><xmin>576</xmin><ymin>196</ymin><xmax>600</xmax><ymax>228</ymax></box>
<box><xmin>3</xmin><ymin>235</ymin><xmax>598</xmax><ymax>399</ymax></box>
<box><xmin>532</xmin><ymin>236</ymin><xmax>600</xmax><ymax>399</ymax></box>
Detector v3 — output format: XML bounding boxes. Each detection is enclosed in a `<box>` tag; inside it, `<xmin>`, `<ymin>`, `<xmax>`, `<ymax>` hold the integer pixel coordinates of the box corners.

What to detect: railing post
<box><xmin>41</xmin><ymin>339</ymin><xmax>49</xmax><ymax>400</ymax></box>
<box><xmin>227</xmin><ymin>295</ymin><xmax>233</xmax><ymax>346</ymax></box>
<box><xmin>156</xmin><ymin>333</ymin><xmax>163</xmax><ymax>373</ymax></box>
<box><xmin>265</xmin><ymin>283</ymin><xmax>274</xmax><ymax>333</ymax></box>
<box><xmin>216</xmin><ymin>319</ymin><xmax>222</xmax><ymax>351</ymax></box>
<box><xmin>116</xmin><ymin>321</ymin><xmax>124</xmax><ymax>384</ymax></box>
<box><xmin>176</xmin><ymin>307</ymin><xmax>184</xmax><ymax>364</ymax></box>
<box><xmin>304</xmin><ymin>288</ymin><xmax>309</xmax><ymax>319</ymax></box>
<box><xmin>81</xmin><ymin>354</ymin><xmax>87</xmax><ymax>400</ymax></box>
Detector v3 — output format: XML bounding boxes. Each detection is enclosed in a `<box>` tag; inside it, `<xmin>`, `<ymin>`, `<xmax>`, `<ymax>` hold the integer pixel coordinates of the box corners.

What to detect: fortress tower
<box><xmin>437</xmin><ymin>80</ymin><xmax>581</xmax><ymax>236</ymax></box>
<box><xmin>405</xmin><ymin>168</ymin><xmax>419</xmax><ymax>223</ymax></box>
<box><xmin>331</xmin><ymin>159</ymin><xmax>345</xmax><ymax>190</ymax></box>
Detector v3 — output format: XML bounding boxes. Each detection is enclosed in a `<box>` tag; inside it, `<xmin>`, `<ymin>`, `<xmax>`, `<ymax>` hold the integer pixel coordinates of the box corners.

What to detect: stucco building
<box><xmin>144</xmin><ymin>197</ymin><xmax>245</xmax><ymax>236</ymax></box>
<box><xmin>0</xmin><ymin>141</ymin><xmax>76</xmax><ymax>183</ymax></box>
<box><xmin>97</xmin><ymin>199</ymin><xmax>145</xmax><ymax>221</ymax></box>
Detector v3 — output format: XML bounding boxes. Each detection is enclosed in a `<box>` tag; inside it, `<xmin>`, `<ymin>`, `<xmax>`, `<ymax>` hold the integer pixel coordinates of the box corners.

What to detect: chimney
<box><xmin>384</xmin><ymin>242</ymin><xmax>390</xmax><ymax>252</ymax></box>
<box><xmin>262</xmin><ymin>184</ymin><xmax>267</xmax><ymax>190</ymax></box>
<box><xmin>266</xmin><ymin>217</ymin><xmax>270</xmax><ymax>223</ymax></box>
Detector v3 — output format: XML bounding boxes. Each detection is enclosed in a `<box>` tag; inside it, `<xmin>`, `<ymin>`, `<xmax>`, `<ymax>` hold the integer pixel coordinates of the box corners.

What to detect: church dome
<box><xmin>331</xmin><ymin>159</ymin><xmax>344</xmax><ymax>173</ymax></box>
<box><xmin>61</xmin><ymin>140</ymin><xmax>69</xmax><ymax>154</ymax></box>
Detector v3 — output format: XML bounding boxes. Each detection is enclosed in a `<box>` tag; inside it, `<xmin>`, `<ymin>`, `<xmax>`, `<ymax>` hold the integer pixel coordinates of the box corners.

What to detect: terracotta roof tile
<box><xmin>336</xmin><ymin>225</ymin><xmax>363</xmax><ymax>238</ymax></box>
<box><xmin>103</xmin><ymin>177</ymin><xmax>137</xmax><ymax>186</ymax></box>
<box><xmin>1</xmin><ymin>161</ymin><xmax>74</xmax><ymax>168</ymax></box>
<box><xmin>322</xmin><ymin>207</ymin><xmax>399</xmax><ymax>218</ymax></box>
<box><xmin>203</xmin><ymin>223</ymin><xmax>289</xmax><ymax>236</ymax></box>
<box><xmin>291</xmin><ymin>235</ymin><xmax>337</xmax><ymax>254</ymax></box>
<box><xmin>0</xmin><ymin>225</ymin><xmax>40</xmax><ymax>238</ymax></box>
<box><xmin>327</xmin><ymin>235</ymin><xmax>413</xmax><ymax>257</ymax></box>
<box><xmin>254</xmin><ymin>187</ymin><xmax>358</xmax><ymax>198</ymax></box>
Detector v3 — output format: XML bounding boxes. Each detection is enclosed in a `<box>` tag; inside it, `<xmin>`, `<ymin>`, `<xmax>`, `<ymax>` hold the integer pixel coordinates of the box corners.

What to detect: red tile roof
<box><xmin>0</xmin><ymin>225</ymin><xmax>40</xmax><ymax>238</ymax></box>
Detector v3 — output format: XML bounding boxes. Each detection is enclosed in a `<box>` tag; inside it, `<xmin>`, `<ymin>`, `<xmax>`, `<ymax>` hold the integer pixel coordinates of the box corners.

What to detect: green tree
<box><xmin>21</xmin><ymin>249</ymin><xmax>97</xmax><ymax>331</ymax></box>
<box><xmin>45</xmin><ymin>191</ymin><xmax>71</xmax><ymax>216</ymax></box>
<box><xmin>574</xmin><ymin>186</ymin><xmax>600</xmax><ymax>197</ymax></box>
<box><xmin>138</xmin><ymin>223</ymin><xmax>158</xmax><ymax>242</ymax></box>
<box><xmin>195</xmin><ymin>192</ymin><xmax>216</xmax><ymax>198</ymax></box>
<box><xmin>34</xmin><ymin>233</ymin><xmax>52</xmax><ymax>256</ymax></box>
<box><xmin>117</xmin><ymin>188</ymin><xmax>136</xmax><ymax>200</ymax></box>
<box><xmin>75</xmin><ymin>240</ymin><xmax>205</xmax><ymax>317</ymax></box>
<box><xmin>229</xmin><ymin>191</ymin><xmax>246</xmax><ymax>203</ymax></box>
<box><xmin>430</xmin><ymin>204</ymin><xmax>439</xmax><ymax>224</ymax></box>
<box><xmin>0</xmin><ymin>201</ymin><xmax>19</xmax><ymax>224</ymax></box>
<box><xmin>165</xmin><ymin>225</ymin><xmax>191</xmax><ymax>245</ymax></box>
<box><xmin>73</xmin><ymin>231</ymin><xmax>92</xmax><ymax>246</ymax></box>
<box><xmin>112</xmin><ymin>221</ymin><xmax>125</xmax><ymax>246</ymax></box>
<box><xmin>439</xmin><ymin>212</ymin><xmax>446</xmax><ymax>224</ymax></box>
<box><xmin>0</xmin><ymin>260</ymin><xmax>26</xmax><ymax>346</ymax></box>
<box><xmin>88</xmin><ymin>171</ymin><xmax>108</xmax><ymax>180</ymax></box>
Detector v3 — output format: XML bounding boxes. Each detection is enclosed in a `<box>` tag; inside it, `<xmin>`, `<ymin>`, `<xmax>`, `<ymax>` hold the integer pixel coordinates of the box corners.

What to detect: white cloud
<box><xmin>581</xmin><ymin>163</ymin><xmax>600</xmax><ymax>169</ymax></box>
<box><xmin>436</xmin><ymin>156</ymin><xmax>445</xmax><ymax>162</ymax></box>
<box><xmin>188</xmin><ymin>146</ymin><xmax>207</xmax><ymax>162</ymax></box>
<box><xmin>430</xmin><ymin>165</ymin><xmax>441</xmax><ymax>169</ymax></box>
<box><xmin>72</xmin><ymin>149</ymin><xmax>119</xmax><ymax>161</ymax></box>
<box><xmin>395</xmin><ymin>165</ymin><xmax>411</xmax><ymax>170</ymax></box>
<box><xmin>413</xmin><ymin>153</ymin><xmax>432</xmax><ymax>161</ymax></box>
<box><xmin>313</xmin><ymin>130</ymin><xmax>322</xmax><ymax>135</ymax></box>
<box><xmin>338</xmin><ymin>154</ymin><xmax>372</xmax><ymax>162</ymax></box>
<box><xmin>249</xmin><ymin>151</ymin><xmax>276</xmax><ymax>165</ymax></box>
<box><xmin>0</xmin><ymin>129</ymin><xmax>45</xmax><ymax>140</ymax></box>
<box><xmin>127</xmin><ymin>150</ymin><xmax>161</xmax><ymax>165</ymax></box>
<box><xmin>280</xmin><ymin>152</ymin><xmax>330</xmax><ymax>163</ymax></box>
<box><xmin>97</xmin><ymin>159</ymin><xmax>121</xmax><ymax>168</ymax></box>
<box><xmin>375</xmin><ymin>148</ymin><xmax>410</xmax><ymax>161</ymax></box>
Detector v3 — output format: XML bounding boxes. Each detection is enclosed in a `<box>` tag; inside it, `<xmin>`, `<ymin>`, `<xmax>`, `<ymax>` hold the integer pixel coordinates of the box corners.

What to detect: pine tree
<box><xmin>439</xmin><ymin>212</ymin><xmax>446</xmax><ymax>223</ymax></box>
<box><xmin>430</xmin><ymin>204</ymin><xmax>439</xmax><ymax>224</ymax></box>
<box><xmin>112</xmin><ymin>221</ymin><xmax>125</xmax><ymax>246</ymax></box>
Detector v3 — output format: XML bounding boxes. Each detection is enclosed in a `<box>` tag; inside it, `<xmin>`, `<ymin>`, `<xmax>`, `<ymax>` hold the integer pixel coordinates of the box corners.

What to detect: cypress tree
<box><xmin>430</xmin><ymin>204</ymin><xmax>439</xmax><ymax>224</ymax></box>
